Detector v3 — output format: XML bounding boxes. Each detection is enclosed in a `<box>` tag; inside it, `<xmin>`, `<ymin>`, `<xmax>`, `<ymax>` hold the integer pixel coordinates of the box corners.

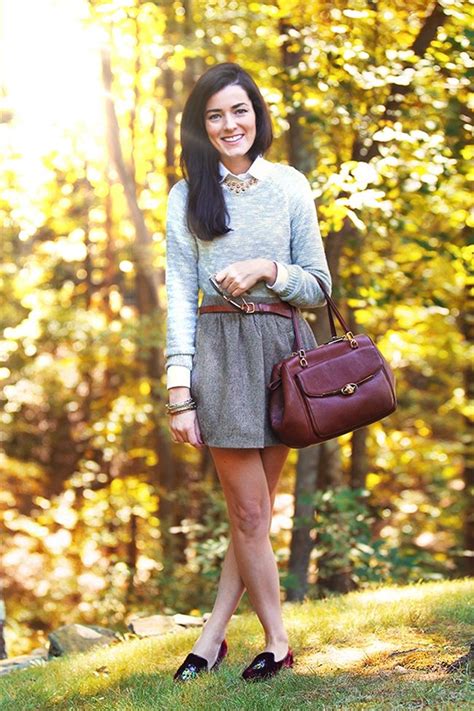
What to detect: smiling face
<box><xmin>204</xmin><ymin>84</ymin><xmax>257</xmax><ymax>174</ymax></box>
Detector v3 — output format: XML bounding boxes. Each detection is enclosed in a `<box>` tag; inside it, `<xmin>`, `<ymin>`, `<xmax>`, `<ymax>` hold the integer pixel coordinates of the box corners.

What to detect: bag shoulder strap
<box><xmin>290</xmin><ymin>274</ymin><xmax>356</xmax><ymax>351</ymax></box>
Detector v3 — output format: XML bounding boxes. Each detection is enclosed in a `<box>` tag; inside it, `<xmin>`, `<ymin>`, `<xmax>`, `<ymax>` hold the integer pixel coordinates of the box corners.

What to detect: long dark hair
<box><xmin>180</xmin><ymin>62</ymin><xmax>273</xmax><ymax>241</ymax></box>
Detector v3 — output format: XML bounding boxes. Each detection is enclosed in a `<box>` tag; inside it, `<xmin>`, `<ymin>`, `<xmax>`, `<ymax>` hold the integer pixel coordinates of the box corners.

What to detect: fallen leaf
<box><xmin>93</xmin><ymin>666</ymin><xmax>110</xmax><ymax>676</ymax></box>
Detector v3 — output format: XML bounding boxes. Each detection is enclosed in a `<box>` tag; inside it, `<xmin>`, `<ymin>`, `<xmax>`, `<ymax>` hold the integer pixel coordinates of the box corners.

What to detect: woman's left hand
<box><xmin>215</xmin><ymin>259</ymin><xmax>277</xmax><ymax>297</ymax></box>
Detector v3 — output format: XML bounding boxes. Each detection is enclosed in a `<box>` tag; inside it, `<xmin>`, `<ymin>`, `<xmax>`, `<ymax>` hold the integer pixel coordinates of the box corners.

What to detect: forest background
<box><xmin>0</xmin><ymin>0</ymin><xmax>472</xmax><ymax>657</ymax></box>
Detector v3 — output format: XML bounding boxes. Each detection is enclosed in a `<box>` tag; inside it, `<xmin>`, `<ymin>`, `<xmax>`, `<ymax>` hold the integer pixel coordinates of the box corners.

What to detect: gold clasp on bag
<box><xmin>291</xmin><ymin>348</ymin><xmax>308</xmax><ymax>367</ymax></box>
<box><xmin>345</xmin><ymin>331</ymin><xmax>358</xmax><ymax>349</ymax></box>
<box><xmin>341</xmin><ymin>383</ymin><xmax>358</xmax><ymax>396</ymax></box>
<box><xmin>291</xmin><ymin>348</ymin><xmax>308</xmax><ymax>368</ymax></box>
<box><xmin>297</xmin><ymin>349</ymin><xmax>308</xmax><ymax>367</ymax></box>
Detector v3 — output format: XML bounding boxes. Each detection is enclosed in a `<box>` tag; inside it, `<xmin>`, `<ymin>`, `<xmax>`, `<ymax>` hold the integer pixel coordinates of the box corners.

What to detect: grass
<box><xmin>0</xmin><ymin>578</ymin><xmax>473</xmax><ymax>710</ymax></box>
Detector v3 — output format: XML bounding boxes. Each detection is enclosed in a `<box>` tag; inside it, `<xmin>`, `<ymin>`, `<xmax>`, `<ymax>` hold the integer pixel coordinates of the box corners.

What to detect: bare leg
<box><xmin>206</xmin><ymin>447</ymin><xmax>289</xmax><ymax>661</ymax></box>
<box><xmin>191</xmin><ymin>444</ymin><xmax>289</xmax><ymax>665</ymax></box>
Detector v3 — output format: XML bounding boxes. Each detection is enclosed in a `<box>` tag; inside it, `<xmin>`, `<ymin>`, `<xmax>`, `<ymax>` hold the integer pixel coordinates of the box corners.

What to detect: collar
<box><xmin>218</xmin><ymin>155</ymin><xmax>272</xmax><ymax>182</ymax></box>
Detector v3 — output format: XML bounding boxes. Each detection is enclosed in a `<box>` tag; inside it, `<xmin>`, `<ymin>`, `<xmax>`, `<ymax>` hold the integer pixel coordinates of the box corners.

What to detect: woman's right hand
<box><xmin>168</xmin><ymin>386</ymin><xmax>204</xmax><ymax>448</ymax></box>
<box><xmin>169</xmin><ymin>408</ymin><xmax>205</xmax><ymax>449</ymax></box>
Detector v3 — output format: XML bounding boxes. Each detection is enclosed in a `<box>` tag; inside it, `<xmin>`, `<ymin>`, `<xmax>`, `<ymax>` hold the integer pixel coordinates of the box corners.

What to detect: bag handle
<box><xmin>290</xmin><ymin>274</ymin><xmax>358</xmax><ymax>354</ymax></box>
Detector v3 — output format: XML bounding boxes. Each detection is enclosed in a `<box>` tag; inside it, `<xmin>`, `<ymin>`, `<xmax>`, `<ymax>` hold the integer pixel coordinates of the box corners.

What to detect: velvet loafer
<box><xmin>173</xmin><ymin>639</ymin><xmax>228</xmax><ymax>682</ymax></box>
<box><xmin>241</xmin><ymin>648</ymin><xmax>294</xmax><ymax>681</ymax></box>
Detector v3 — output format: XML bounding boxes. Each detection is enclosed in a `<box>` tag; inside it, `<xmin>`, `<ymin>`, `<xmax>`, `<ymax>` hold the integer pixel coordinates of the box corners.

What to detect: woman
<box><xmin>165</xmin><ymin>62</ymin><xmax>331</xmax><ymax>682</ymax></box>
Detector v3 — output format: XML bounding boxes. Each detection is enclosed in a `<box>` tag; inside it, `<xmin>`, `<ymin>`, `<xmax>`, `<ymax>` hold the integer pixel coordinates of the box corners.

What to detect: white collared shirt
<box><xmin>218</xmin><ymin>154</ymin><xmax>272</xmax><ymax>182</ymax></box>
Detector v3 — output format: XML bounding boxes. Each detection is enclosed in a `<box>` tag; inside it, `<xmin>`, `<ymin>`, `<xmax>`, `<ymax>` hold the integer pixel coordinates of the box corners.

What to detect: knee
<box><xmin>232</xmin><ymin>500</ymin><xmax>269</xmax><ymax>538</ymax></box>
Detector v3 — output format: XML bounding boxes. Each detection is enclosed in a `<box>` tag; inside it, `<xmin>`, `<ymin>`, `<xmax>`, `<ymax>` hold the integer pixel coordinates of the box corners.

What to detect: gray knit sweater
<box><xmin>165</xmin><ymin>158</ymin><xmax>332</xmax><ymax>372</ymax></box>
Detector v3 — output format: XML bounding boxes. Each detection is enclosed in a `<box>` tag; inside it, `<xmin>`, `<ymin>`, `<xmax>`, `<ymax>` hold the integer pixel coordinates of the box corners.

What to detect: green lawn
<box><xmin>0</xmin><ymin>579</ymin><xmax>473</xmax><ymax>710</ymax></box>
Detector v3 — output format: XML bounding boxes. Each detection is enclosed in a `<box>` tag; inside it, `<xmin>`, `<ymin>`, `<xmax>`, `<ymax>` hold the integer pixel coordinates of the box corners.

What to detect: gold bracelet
<box><xmin>166</xmin><ymin>398</ymin><xmax>195</xmax><ymax>414</ymax></box>
<box><xmin>167</xmin><ymin>403</ymin><xmax>197</xmax><ymax>416</ymax></box>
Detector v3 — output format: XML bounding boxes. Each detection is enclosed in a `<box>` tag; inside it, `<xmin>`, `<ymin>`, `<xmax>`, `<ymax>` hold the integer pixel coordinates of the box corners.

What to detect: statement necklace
<box><xmin>222</xmin><ymin>175</ymin><xmax>258</xmax><ymax>194</ymax></box>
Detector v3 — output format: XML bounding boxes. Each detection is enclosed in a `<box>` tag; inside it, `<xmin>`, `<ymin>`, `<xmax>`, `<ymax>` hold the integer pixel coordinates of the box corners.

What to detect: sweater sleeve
<box><xmin>165</xmin><ymin>181</ymin><xmax>199</xmax><ymax>372</ymax></box>
<box><xmin>268</xmin><ymin>168</ymin><xmax>332</xmax><ymax>308</ymax></box>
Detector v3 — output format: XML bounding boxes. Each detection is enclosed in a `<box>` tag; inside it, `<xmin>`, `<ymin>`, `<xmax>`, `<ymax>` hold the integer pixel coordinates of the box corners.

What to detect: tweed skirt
<box><xmin>190</xmin><ymin>296</ymin><xmax>318</xmax><ymax>448</ymax></box>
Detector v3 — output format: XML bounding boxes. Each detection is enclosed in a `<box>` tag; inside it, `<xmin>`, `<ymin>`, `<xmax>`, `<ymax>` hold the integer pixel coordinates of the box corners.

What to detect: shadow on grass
<box><xmin>1</xmin><ymin>651</ymin><xmax>471</xmax><ymax>711</ymax></box>
<box><xmin>1</xmin><ymin>580</ymin><xmax>473</xmax><ymax>710</ymax></box>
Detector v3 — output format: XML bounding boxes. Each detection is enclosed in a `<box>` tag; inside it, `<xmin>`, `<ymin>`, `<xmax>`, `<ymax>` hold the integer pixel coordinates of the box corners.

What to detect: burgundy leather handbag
<box><xmin>268</xmin><ymin>276</ymin><xmax>397</xmax><ymax>448</ymax></box>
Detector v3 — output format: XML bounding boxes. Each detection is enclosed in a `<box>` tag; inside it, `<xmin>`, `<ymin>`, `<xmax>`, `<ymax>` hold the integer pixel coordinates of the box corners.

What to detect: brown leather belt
<box><xmin>199</xmin><ymin>302</ymin><xmax>293</xmax><ymax>318</ymax></box>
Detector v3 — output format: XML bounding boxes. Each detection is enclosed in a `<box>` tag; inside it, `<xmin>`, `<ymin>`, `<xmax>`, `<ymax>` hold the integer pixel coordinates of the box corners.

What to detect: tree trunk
<box><xmin>350</xmin><ymin>428</ymin><xmax>369</xmax><ymax>490</ymax></box>
<box><xmin>101</xmin><ymin>48</ymin><xmax>183</xmax><ymax>583</ymax></box>
<box><xmin>279</xmin><ymin>19</ymin><xmax>315</xmax><ymax>175</ymax></box>
<box><xmin>101</xmin><ymin>49</ymin><xmax>163</xmax><ymax>297</ymax></box>
<box><xmin>347</xmin><ymin>309</ymin><xmax>369</xmax><ymax>490</ymax></box>
<box><xmin>0</xmin><ymin>598</ymin><xmax>6</xmax><ymax>659</ymax></box>
<box><xmin>364</xmin><ymin>2</ymin><xmax>446</xmax><ymax>161</ymax></box>
<box><xmin>125</xmin><ymin>513</ymin><xmax>138</xmax><ymax>606</ymax></box>
<box><xmin>163</xmin><ymin>62</ymin><xmax>178</xmax><ymax>191</ymax></box>
<box><xmin>280</xmin><ymin>18</ymin><xmax>344</xmax><ymax>597</ymax></box>
<box><xmin>460</xmin><ymin>255</ymin><xmax>474</xmax><ymax>575</ymax></box>
<box><xmin>284</xmin><ymin>3</ymin><xmax>446</xmax><ymax>596</ymax></box>
<box><xmin>347</xmin><ymin>0</ymin><xmax>448</xmax><ymax>503</ymax></box>
<box><xmin>318</xmin><ymin>439</ymin><xmax>344</xmax><ymax>489</ymax></box>
<box><xmin>286</xmin><ymin>445</ymin><xmax>321</xmax><ymax>601</ymax></box>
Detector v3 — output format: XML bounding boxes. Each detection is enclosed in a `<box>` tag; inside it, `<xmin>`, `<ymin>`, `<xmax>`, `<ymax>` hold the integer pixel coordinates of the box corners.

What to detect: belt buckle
<box><xmin>209</xmin><ymin>275</ymin><xmax>253</xmax><ymax>313</ymax></box>
<box><xmin>209</xmin><ymin>275</ymin><xmax>235</xmax><ymax>304</ymax></box>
